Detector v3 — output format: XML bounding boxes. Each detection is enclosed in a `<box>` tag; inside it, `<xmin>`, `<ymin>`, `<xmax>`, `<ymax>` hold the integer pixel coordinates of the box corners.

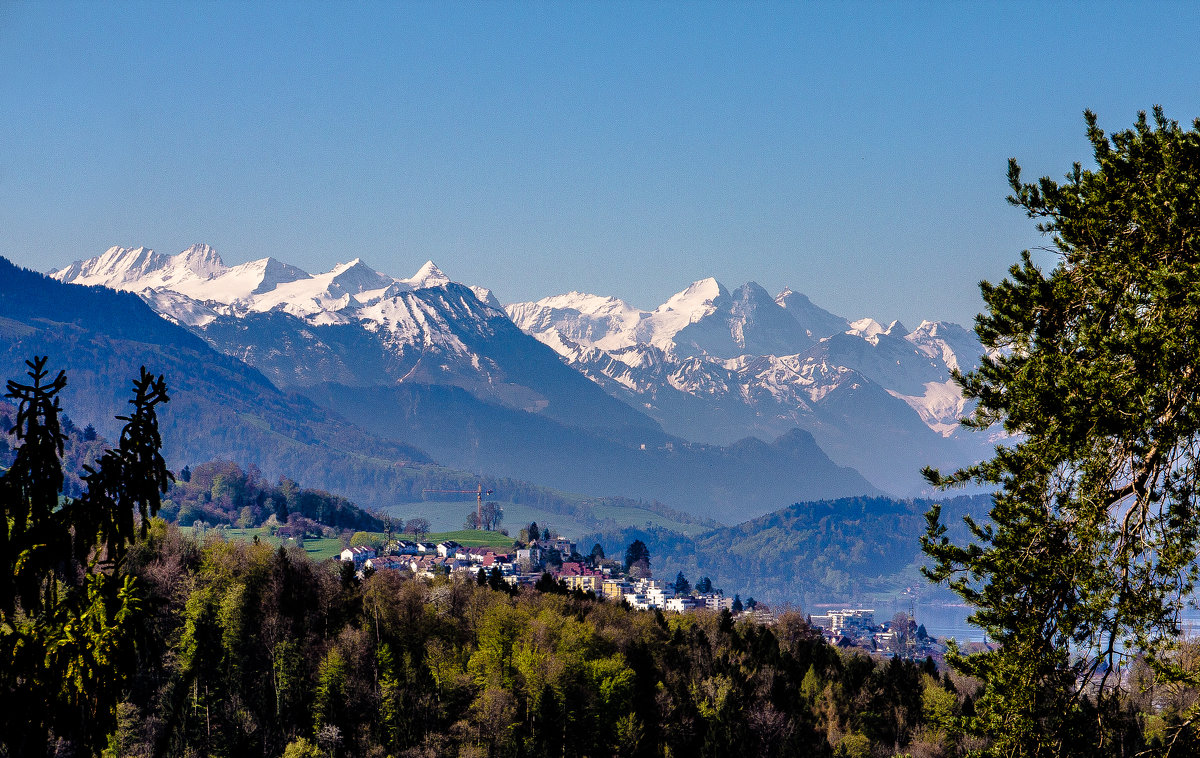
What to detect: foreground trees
<box><xmin>924</xmin><ymin>108</ymin><xmax>1200</xmax><ymax>755</ymax></box>
<box><xmin>0</xmin><ymin>357</ymin><xmax>172</xmax><ymax>756</ymax></box>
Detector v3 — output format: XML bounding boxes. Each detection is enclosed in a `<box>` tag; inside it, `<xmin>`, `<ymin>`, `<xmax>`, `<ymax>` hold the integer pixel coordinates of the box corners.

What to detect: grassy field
<box><xmin>383</xmin><ymin>500</ymin><xmax>595</xmax><ymax>538</ymax></box>
<box><xmin>180</xmin><ymin>524</ymin><xmax>513</xmax><ymax>557</ymax></box>
<box><xmin>177</xmin><ymin>493</ymin><xmax>712</xmax><ymax>560</ymax></box>
<box><xmin>399</xmin><ymin>529</ymin><xmax>514</xmax><ymax>548</ymax></box>
<box><xmin>180</xmin><ymin>526</ymin><xmax>346</xmax><ymax>560</ymax></box>
<box><xmin>589</xmin><ymin>502</ymin><xmax>714</xmax><ymax>536</ymax></box>
<box><xmin>382</xmin><ymin>499</ymin><xmax>711</xmax><ymax>541</ymax></box>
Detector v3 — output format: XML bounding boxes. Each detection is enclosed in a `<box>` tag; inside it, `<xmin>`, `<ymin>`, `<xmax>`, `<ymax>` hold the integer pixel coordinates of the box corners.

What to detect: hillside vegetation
<box><xmin>584</xmin><ymin>495</ymin><xmax>993</xmax><ymax>605</ymax></box>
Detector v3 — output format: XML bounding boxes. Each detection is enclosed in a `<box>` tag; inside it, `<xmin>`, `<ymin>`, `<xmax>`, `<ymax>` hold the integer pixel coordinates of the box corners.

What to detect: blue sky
<box><xmin>2</xmin><ymin>2</ymin><xmax>1198</xmax><ymax>326</ymax></box>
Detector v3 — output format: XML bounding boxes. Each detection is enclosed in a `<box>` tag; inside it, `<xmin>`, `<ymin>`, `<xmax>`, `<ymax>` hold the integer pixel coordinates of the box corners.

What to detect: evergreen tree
<box><xmin>624</xmin><ymin>539</ymin><xmax>650</xmax><ymax>571</ymax></box>
<box><xmin>0</xmin><ymin>358</ymin><xmax>172</xmax><ymax>756</ymax></box>
<box><xmin>924</xmin><ymin>108</ymin><xmax>1200</xmax><ymax>755</ymax></box>
<box><xmin>673</xmin><ymin>571</ymin><xmax>691</xmax><ymax>595</ymax></box>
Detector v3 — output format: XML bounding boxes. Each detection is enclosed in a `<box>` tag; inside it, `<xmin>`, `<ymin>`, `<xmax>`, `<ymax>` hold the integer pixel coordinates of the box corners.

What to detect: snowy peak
<box><xmin>719</xmin><ymin>281</ymin><xmax>815</xmax><ymax>357</ymax></box>
<box><xmin>657</xmin><ymin>277</ymin><xmax>728</xmax><ymax>319</ymax></box>
<box><xmin>847</xmin><ymin>317</ymin><xmax>887</xmax><ymax>342</ymax></box>
<box><xmin>506</xmin><ymin>291</ymin><xmax>646</xmax><ymax>353</ymax></box>
<box><xmin>327</xmin><ymin>258</ymin><xmax>393</xmax><ymax>295</ymax></box>
<box><xmin>775</xmin><ymin>288</ymin><xmax>850</xmax><ymax>341</ymax></box>
<box><xmin>846</xmin><ymin>317</ymin><xmax>908</xmax><ymax>345</ymax></box>
<box><xmin>905</xmin><ymin>319</ymin><xmax>985</xmax><ymax>374</ymax></box>
<box><xmin>534</xmin><ymin>291</ymin><xmax>637</xmax><ymax>317</ymax></box>
<box><xmin>52</xmin><ymin>243</ymin><xmax>231</xmax><ymax>291</ymax></box>
<box><xmin>510</xmin><ymin>276</ymin><xmax>823</xmax><ymax>361</ymax></box>
<box><xmin>406</xmin><ymin>260</ymin><xmax>451</xmax><ymax>289</ymax></box>
<box><xmin>170</xmin><ymin>243</ymin><xmax>227</xmax><ymax>278</ymax></box>
<box><xmin>51</xmin><ymin>245</ymin><xmax>501</xmax><ymax>328</ymax></box>
<box><xmin>246</xmin><ymin>257</ymin><xmax>310</xmax><ymax>295</ymax></box>
<box><xmin>51</xmin><ymin>245</ymin><xmax>170</xmax><ymax>287</ymax></box>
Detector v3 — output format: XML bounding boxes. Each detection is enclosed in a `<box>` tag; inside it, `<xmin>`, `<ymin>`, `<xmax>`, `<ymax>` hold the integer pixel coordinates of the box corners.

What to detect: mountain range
<box><xmin>45</xmin><ymin>244</ymin><xmax>995</xmax><ymax>516</ymax></box>
<box><xmin>29</xmin><ymin>246</ymin><xmax>878</xmax><ymax>522</ymax></box>
<box><xmin>507</xmin><ymin>280</ymin><xmax>998</xmax><ymax>493</ymax></box>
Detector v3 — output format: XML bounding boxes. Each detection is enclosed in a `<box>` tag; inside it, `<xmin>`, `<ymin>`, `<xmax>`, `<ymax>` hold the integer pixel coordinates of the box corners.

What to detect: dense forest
<box><xmin>82</xmin><ymin>523</ymin><xmax>985</xmax><ymax>758</ymax></box>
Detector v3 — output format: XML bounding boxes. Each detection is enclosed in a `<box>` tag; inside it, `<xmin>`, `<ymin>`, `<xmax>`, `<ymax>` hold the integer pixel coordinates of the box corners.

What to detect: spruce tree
<box><xmin>0</xmin><ymin>358</ymin><xmax>172</xmax><ymax>756</ymax></box>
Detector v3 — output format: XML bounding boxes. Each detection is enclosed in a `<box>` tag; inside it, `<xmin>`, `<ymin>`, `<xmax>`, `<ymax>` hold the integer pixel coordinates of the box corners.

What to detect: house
<box><xmin>365</xmin><ymin>556</ymin><xmax>407</xmax><ymax>572</ymax></box>
<box><xmin>340</xmin><ymin>545</ymin><xmax>376</xmax><ymax>568</ymax></box>
<box><xmin>622</xmin><ymin>592</ymin><xmax>650</xmax><ymax>610</ymax></box>
<box><xmin>546</xmin><ymin>537</ymin><xmax>576</xmax><ymax>556</ymax></box>
<box><xmin>701</xmin><ymin>594</ymin><xmax>734</xmax><ymax>612</ymax></box>
<box><xmin>812</xmin><ymin>609</ymin><xmax>875</xmax><ymax>633</ymax></box>
<box><xmin>632</xmin><ymin>578</ymin><xmax>674</xmax><ymax>609</ymax></box>
<box><xmin>516</xmin><ymin>547</ymin><xmax>542</xmax><ymax>569</ymax></box>
<box><xmin>436</xmin><ymin>541</ymin><xmax>461</xmax><ymax>558</ymax></box>
<box><xmin>562</xmin><ymin>574</ymin><xmax>602</xmax><ymax>593</ymax></box>
<box><xmin>409</xmin><ymin>555</ymin><xmax>462</xmax><ymax>579</ymax></box>
<box><xmin>556</xmin><ymin>561</ymin><xmax>585</xmax><ymax>577</ymax></box>
<box><xmin>393</xmin><ymin>540</ymin><xmax>419</xmax><ymax>555</ymax></box>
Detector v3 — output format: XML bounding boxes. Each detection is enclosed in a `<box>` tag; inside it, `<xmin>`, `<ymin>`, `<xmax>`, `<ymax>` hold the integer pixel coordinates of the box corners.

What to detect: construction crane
<box><xmin>422</xmin><ymin>483</ymin><xmax>494</xmax><ymax>529</ymax></box>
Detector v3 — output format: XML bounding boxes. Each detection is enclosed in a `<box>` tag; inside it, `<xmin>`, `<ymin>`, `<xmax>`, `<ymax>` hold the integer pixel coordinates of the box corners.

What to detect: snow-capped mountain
<box><xmin>51</xmin><ymin>245</ymin><xmax>651</xmax><ymax>436</ymax></box>
<box><xmin>52</xmin><ymin>245</ymin><xmax>503</xmax><ymax>326</ymax></box>
<box><xmin>506</xmin><ymin>278</ymin><xmax>814</xmax><ymax>359</ymax></box>
<box><xmin>507</xmin><ymin>280</ymin><xmax>994</xmax><ymax>494</ymax></box>
<box><xmin>45</xmin><ymin>245</ymin><xmax>880</xmax><ymax>520</ymax></box>
<box><xmin>50</xmin><ymin>243</ymin><xmax>989</xmax><ymax>500</ymax></box>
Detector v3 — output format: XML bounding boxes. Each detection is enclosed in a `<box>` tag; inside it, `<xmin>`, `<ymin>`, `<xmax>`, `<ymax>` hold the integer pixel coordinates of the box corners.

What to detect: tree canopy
<box><xmin>923</xmin><ymin>107</ymin><xmax>1200</xmax><ymax>755</ymax></box>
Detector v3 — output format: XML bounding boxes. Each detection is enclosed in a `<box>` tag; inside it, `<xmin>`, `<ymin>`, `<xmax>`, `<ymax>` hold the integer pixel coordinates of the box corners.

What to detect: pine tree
<box><xmin>924</xmin><ymin>108</ymin><xmax>1200</xmax><ymax>755</ymax></box>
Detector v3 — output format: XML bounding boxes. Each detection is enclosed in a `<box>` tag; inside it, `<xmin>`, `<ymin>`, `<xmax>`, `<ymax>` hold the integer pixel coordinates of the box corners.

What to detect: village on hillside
<box><xmin>339</xmin><ymin>523</ymin><xmax>948</xmax><ymax>662</ymax></box>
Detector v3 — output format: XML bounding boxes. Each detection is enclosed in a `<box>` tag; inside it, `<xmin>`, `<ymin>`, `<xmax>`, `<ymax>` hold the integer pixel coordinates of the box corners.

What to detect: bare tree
<box><xmin>405</xmin><ymin>517</ymin><xmax>431</xmax><ymax>540</ymax></box>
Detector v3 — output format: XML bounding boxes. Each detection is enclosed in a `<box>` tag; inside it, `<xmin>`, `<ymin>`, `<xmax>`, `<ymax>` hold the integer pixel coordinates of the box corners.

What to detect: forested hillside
<box><xmin>108</xmin><ymin>523</ymin><xmax>985</xmax><ymax>758</ymax></box>
<box><xmin>583</xmin><ymin>495</ymin><xmax>993</xmax><ymax>605</ymax></box>
<box><xmin>303</xmin><ymin>381</ymin><xmax>878</xmax><ymax>522</ymax></box>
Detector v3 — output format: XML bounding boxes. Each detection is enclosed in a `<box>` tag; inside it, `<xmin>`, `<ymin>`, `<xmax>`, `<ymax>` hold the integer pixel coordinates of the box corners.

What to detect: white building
<box><xmin>665</xmin><ymin>596</ymin><xmax>702</xmax><ymax>613</ymax></box>
<box><xmin>340</xmin><ymin>545</ymin><xmax>376</xmax><ymax>568</ymax></box>
<box><xmin>810</xmin><ymin>609</ymin><xmax>875</xmax><ymax>633</ymax></box>
<box><xmin>701</xmin><ymin>594</ymin><xmax>734</xmax><ymax>611</ymax></box>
